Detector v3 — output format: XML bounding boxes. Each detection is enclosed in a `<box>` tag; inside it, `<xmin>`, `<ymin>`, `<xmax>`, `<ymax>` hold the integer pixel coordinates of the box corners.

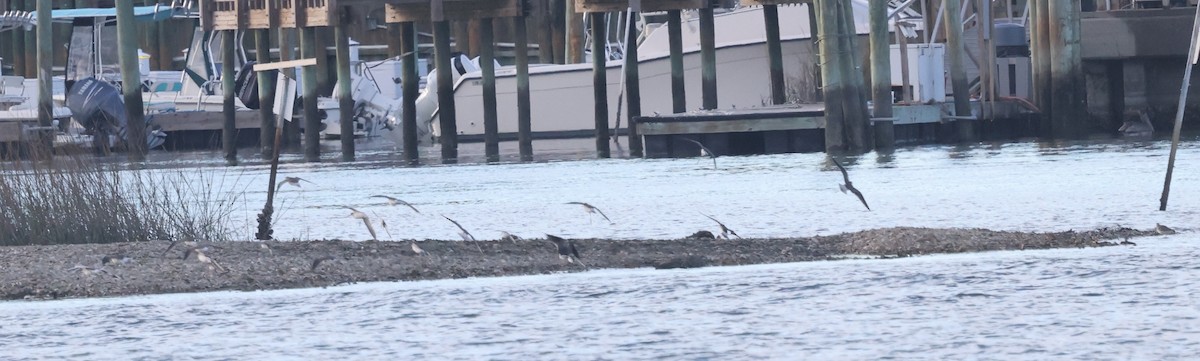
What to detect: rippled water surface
<box><xmin>2</xmin><ymin>138</ymin><xmax>1199</xmax><ymax>359</ymax></box>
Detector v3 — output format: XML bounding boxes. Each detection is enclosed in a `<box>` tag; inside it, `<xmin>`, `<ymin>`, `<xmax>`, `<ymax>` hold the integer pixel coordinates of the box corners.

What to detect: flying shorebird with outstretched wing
<box><xmin>546</xmin><ymin>234</ymin><xmax>586</xmax><ymax>267</ymax></box>
<box><xmin>831</xmin><ymin>158</ymin><xmax>870</xmax><ymax>211</ymax></box>
<box><xmin>276</xmin><ymin>176</ymin><xmax>316</xmax><ymax>191</ymax></box>
<box><xmin>567</xmin><ymin>202</ymin><xmax>613</xmax><ymax>223</ymax></box>
<box><xmin>370</xmin><ymin>195</ymin><xmax>422</xmax><ymax>214</ymax></box>
<box><xmin>681</xmin><ymin>138</ymin><xmax>718</xmax><ymax>169</ymax></box>
<box><xmin>442</xmin><ymin>215</ymin><xmax>483</xmax><ymax>253</ymax></box>
<box><xmin>342</xmin><ymin>206</ymin><xmax>378</xmax><ymax>240</ymax></box>
<box><xmin>700</xmin><ymin>213</ymin><xmax>742</xmax><ymax>239</ymax></box>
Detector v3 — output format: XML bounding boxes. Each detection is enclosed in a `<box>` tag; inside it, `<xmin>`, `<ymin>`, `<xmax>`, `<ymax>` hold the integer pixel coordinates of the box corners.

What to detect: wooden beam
<box><xmin>668</xmin><ymin>10</ymin><xmax>685</xmax><ymax>113</ymax></box>
<box><xmin>335</xmin><ymin>14</ymin><xmax>354</xmax><ymax>161</ymax></box>
<box><xmin>222</xmin><ymin>30</ymin><xmax>239</xmax><ymax>165</ymax></box>
<box><xmin>433</xmin><ymin>20</ymin><xmax>458</xmax><ymax>163</ymax></box>
<box><xmin>252</xmin><ymin>58</ymin><xmax>318</xmax><ymax>72</ymax></box>
<box><xmin>387</xmin><ymin>0</ymin><xmax>524</xmax><ymax>23</ymax></box>
<box><xmin>577</xmin><ymin>0</ymin><xmax>705</xmax><ymax>13</ymax></box>
<box><xmin>624</xmin><ymin>11</ymin><xmax>643</xmax><ymax>157</ymax></box>
<box><xmin>738</xmin><ymin>0</ymin><xmax>808</xmax><ymax>5</ymax></box>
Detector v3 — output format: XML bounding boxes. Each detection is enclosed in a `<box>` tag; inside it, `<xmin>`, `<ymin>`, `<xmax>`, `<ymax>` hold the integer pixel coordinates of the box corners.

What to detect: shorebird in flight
<box><xmin>370</xmin><ymin>195</ymin><xmax>422</xmax><ymax>214</ymax></box>
<box><xmin>546</xmin><ymin>234</ymin><xmax>586</xmax><ymax>267</ymax></box>
<box><xmin>1156</xmin><ymin>223</ymin><xmax>1176</xmax><ymax>235</ymax></box>
<box><xmin>442</xmin><ymin>215</ymin><xmax>483</xmax><ymax>252</ymax></box>
<box><xmin>681</xmin><ymin>138</ymin><xmax>718</xmax><ymax>169</ymax></box>
<box><xmin>410</xmin><ymin>241</ymin><xmax>426</xmax><ymax>256</ymax></box>
<box><xmin>183</xmin><ymin>247</ymin><xmax>228</xmax><ymax>272</ymax></box>
<box><xmin>311</xmin><ymin>255</ymin><xmax>336</xmax><ymax>271</ymax></box>
<box><xmin>567</xmin><ymin>202</ymin><xmax>613</xmax><ymax>224</ymax></box>
<box><xmin>66</xmin><ymin>264</ymin><xmax>118</xmax><ymax>278</ymax></box>
<box><xmin>342</xmin><ymin>206</ymin><xmax>378</xmax><ymax>240</ymax></box>
<box><xmin>276</xmin><ymin>176</ymin><xmax>315</xmax><ymax>191</ymax></box>
<box><xmin>499</xmin><ymin>231</ymin><xmax>522</xmax><ymax>243</ymax></box>
<box><xmin>700</xmin><ymin>213</ymin><xmax>742</xmax><ymax>239</ymax></box>
<box><xmin>831</xmin><ymin>158</ymin><xmax>870</xmax><ymax>211</ymax></box>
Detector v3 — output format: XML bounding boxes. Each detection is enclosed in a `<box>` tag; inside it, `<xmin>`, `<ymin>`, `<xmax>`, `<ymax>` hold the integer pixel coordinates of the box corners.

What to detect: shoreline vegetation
<box><xmin>0</xmin><ymin>226</ymin><xmax>1160</xmax><ymax>301</ymax></box>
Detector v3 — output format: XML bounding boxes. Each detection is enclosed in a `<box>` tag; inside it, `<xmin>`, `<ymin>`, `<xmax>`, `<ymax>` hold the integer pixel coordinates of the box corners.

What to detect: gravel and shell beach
<box><xmin>0</xmin><ymin>226</ymin><xmax>1159</xmax><ymax>301</ymax></box>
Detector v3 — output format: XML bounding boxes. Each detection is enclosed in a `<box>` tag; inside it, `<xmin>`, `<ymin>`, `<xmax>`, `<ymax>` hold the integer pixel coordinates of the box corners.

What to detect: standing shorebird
<box><xmin>567</xmin><ymin>202</ymin><xmax>614</xmax><ymax>224</ymax></box>
<box><xmin>101</xmin><ymin>254</ymin><xmax>132</xmax><ymax>266</ymax></box>
<box><xmin>546</xmin><ymin>234</ymin><xmax>586</xmax><ymax>267</ymax></box>
<box><xmin>831</xmin><ymin>158</ymin><xmax>871</xmax><ymax>211</ymax></box>
<box><xmin>276</xmin><ymin>176</ymin><xmax>316</xmax><ymax>191</ymax></box>
<box><xmin>370</xmin><ymin>195</ymin><xmax>422</xmax><ymax>214</ymax></box>
<box><xmin>443</xmin><ymin>215</ymin><xmax>483</xmax><ymax>252</ymax></box>
<box><xmin>1156</xmin><ymin>223</ymin><xmax>1177</xmax><ymax>235</ymax></box>
<box><xmin>342</xmin><ymin>206</ymin><xmax>378</xmax><ymax>240</ymax></box>
<box><xmin>410</xmin><ymin>241</ymin><xmax>426</xmax><ymax>256</ymax></box>
<box><xmin>499</xmin><ymin>231</ymin><xmax>522</xmax><ymax>243</ymax></box>
<box><xmin>183</xmin><ymin>247</ymin><xmax>228</xmax><ymax>272</ymax></box>
<box><xmin>681</xmin><ymin>138</ymin><xmax>718</xmax><ymax>169</ymax></box>
<box><xmin>700</xmin><ymin>213</ymin><xmax>742</xmax><ymax>239</ymax></box>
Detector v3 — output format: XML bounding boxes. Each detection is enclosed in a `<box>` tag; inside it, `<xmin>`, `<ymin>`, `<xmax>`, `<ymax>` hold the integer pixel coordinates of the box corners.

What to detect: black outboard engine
<box><xmin>66</xmin><ymin>77</ymin><xmax>167</xmax><ymax>149</ymax></box>
<box><xmin>235</xmin><ymin>61</ymin><xmax>260</xmax><ymax>109</ymax></box>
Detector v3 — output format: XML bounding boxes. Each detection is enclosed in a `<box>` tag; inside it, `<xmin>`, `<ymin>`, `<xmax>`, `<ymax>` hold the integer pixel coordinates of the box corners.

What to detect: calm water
<box><xmin>2</xmin><ymin>137</ymin><xmax>1198</xmax><ymax>359</ymax></box>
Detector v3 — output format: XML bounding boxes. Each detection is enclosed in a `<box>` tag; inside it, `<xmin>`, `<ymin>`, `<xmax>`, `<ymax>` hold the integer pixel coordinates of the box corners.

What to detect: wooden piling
<box><xmin>807</xmin><ymin>3</ymin><xmax>822</xmax><ymax>102</ymax></box>
<box><xmin>1031</xmin><ymin>0</ymin><xmax>1052</xmax><ymax>135</ymax></box>
<box><xmin>279</xmin><ymin>28</ymin><xmax>302</xmax><ymax>148</ymax></box>
<box><xmin>834</xmin><ymin>0</ymin><xmax>870</xmax><ymax>152</ymax></box>
<box><xmin>566</xmin><ymin>0</ymin><xmax>583</xmax><ymax>63</ymax></box>
<box><xmin>22</xmin><ymin>0</ymin><xmax>33</xmax><ymax>77</ymax></box>
<box><xmin>896</xmin><ymin>23</ymin><xmax>912</xmax><ymax>103</ymax></box>
<box><xmin>255</xmin><ymin>29</ymin><xmax>276</xmax><ymax>158</ymax></box>
<box><xmin>869</xmin><ymin>0</ymin><xmax>894</xmax><ymax>149</ymax></box>
<box><xmin>763</xmin><ymin>5</ymin><xmax>785</xmax><ymax>105</ymax></box>
<box><xmin>590</xmin><ymin>12</ymin><xmax>611</xmax><ymax>158</ymax></box>
<box><xmin>300</xmin><ymin>27</ymin><xmax>321</xmax><ymax>162</ymax></box>
<box><xmin>699</xmin><ymin>7</ymin><xmax>717</xmax><ymax>110</ymax></box>
<box><xmin>335</xmin><ymin>19</ymin><xmax>354</xmax><ymax>162</ymax></box>
<box><xmin>222</xmin><ymin>30</ymin><xmax>238</xmax><ymax>165</ymax></box>
<box><xmin>35</xmin><ymin>0</ymin><xmax>52</xmax><ymax>151</ymax></box>
<box><xmin>401</xmin><ymin>22</ymin><xmax>421</xmax><ymax>165</ymax></box>
<box><xmin>667</xmin><ymin>10</ymin><xmax>685</xmax><ymax>113</ymax></box>
<box><xmin>9</xmin><ymin>0</ymin><xmax>23</xmax><ymax>78</ymax></box>
<box><xmin>515</xmin><ymin>15</ymin><xmax>534</xmax><ymax>161</ymax></box>
<box><xmin>816</xmin><ymin>0</ymin><xmax>846</xmax><ymax>152</ymax></box>
<box><xmin>943</xmin><ymin>0</ymin><xmax>974</xmax><ymax>141</ymax></box>
<box><xmin>313</xmin><ymin>27</ymin><xmax>331</xmax><ymax>95</ymax></box>
<box><xmin>481</xmin><ymin>17</ymin><xmax>500</xmax><ymax>163</ymax></box>
<box><xmin>116</xmin><ymin>0</ymin><xmax>147</xmax><ymax>161</ymax></box>
<box><xmin>387</xmin><ymin>23</ymin><xmax>404</xmax><ymax>58</ymax></box>
<box><xmin>624</xmin><ymin>11</ymin><xmax>643</xmax><ymax>157</ymax></box>
<box><xmin>1048</xmin><ymin>0</ymin><xmax>1083</xmax><ymax>138</ymax></box>
<box><xmin>434</xmin><ymin>20</ymin><xmax>458</xmax><ymax>164</ymax></box>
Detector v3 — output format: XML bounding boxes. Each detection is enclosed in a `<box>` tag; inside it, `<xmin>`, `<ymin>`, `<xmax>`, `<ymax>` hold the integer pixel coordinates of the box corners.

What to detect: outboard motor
<box><xmin>418</xmin><ymin>53</ymin><xmax>478</xmax><ymax>138</ymax></box>
<box><xmin>66</xmin><ymin>77</ymin><xmax>167</xmax><ymax>149</ymax></box>
<box><xmin>235</xmin><ymin>61</ymin><xmax>260</xmax><ymax>109</ymax></box>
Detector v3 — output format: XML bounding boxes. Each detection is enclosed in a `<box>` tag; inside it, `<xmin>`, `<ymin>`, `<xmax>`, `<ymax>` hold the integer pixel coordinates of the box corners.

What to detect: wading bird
<box><xmin>700</xmin><ymin>213</ymin><xmax>742</xmax><ymax>239</ymax></box>
<box><xmin>567</xmin><ymin>202</ymin><xmax>613</xmax><ymax>224</ymax></box>
<box><xmin>831</xmin><ymin>158</ymin><xmax>870</xmax><ymax>211</ymax></box>
<box><xmin>342</xmin><ymin>206</ymin><xmax>378</xmax><ymax>240</ymax></box>
<box><xmin>1156</xmin><ymin>223</ymin><xmax>1176</xmax><ymax>235</ymax></box>
<box><xmin>276</xmin><ymin>176</ymin><xmax>316</xmax><ymax>191</ymax></box>
<box><xmin>546</xmin><ymin>234</ymin><xmax>586</xmax><ymax>267</ymax></box>
<box><xmin>370</xmin><ymin>195</ymin><xmax>422</xmax><ymax>214</ymax></box>
<box><xmin>442</xmin><ymin>215</ymin><xmax>483</xmax><ymax>252</ymax></box>
<box><xmin>682</xmin><ymin>138</ymin><xmax>718</xmax><ymax>169</ymax></box>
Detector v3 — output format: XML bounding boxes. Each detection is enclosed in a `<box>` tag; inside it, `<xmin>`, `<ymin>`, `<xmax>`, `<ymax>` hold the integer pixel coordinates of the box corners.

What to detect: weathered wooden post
<box><xmin>222</xmin><ymin>30</ymin><xmax>238</xmax><ymax>165</ymax></box>
<box><xmin>815</xmin><ymin>0</ymin><xmax>846</xmax><ymax>152</ymax></box>
<box><xmin>589</xmin><ymin>11</ymin><xmax>610</xmax><ymax>158</ymax></box>
<box><xmin>763</xmin><ymin>4</ymin><xmax>785</xmax><ymax>105</ymax></box>
<box><xmin>481</xmin><ymin>17</ymin><xmax>500</xmax><ymax>163</ymax></box>
<box><xmin>117</xmin><ymin>0</ymin><xmax>147</xmax><ymax>161</ymax></box>
<box><xmin>835</xmin><ymin>0</ymin><xmax>870</xmax><ymax>151</ymax></box>
<box><xmin>667</xmin><ymin>9</ymin><xmax>685</xmax><ymax>113</ymax></box>
<box><xmin>22</xmin><ymin>0</ymin><xmax>34</xmax><ymax>77</ymax></box>
<box><xmin>35</xmin><ymin>0</ymin><xmax>53</xmax><ymax>151</ymax></box>
<box><xmin>808</xmin><ymin>2</ymin><xmax>822</xmax><ymax>101</ymax></box>
<box><xmin>255</xmin><ymin>29</ymin><xmax>277</xmax><ymax>158</ymax></box>
<box><xmin>401</xmin><ymin>21</ymin><xmax>421</xmax><ymax>164</ymax></box>
<box><xmin>433</xmin><ymin>19</ymin><xmax>458</xmax><ymax>164</ymax></box>
<box><xmin>301</xmin><ymin>27</ymin><xmax>321</xmax><ymax>162</ymax></box>
<box><xmin>335</xmin><ymin>10</ymin><xmax>354</xmax><ymax>161</ymax></box>
<box><xmin>279</xmin><ymin>27</ymin><xmax>302</xmax><ymax>148</ymax></box>
<box><xmin>896</xmin><ymin>22</ymin><xmax>912</xmax><ymax>103</ymax></box>
<box><xmin>515</xmin><ymin>14</ymin><xmax>534</xmax><ymax>161</ymax></box>
<box><xmin>1048</xmin><ymin>0</ymin><xmax>1083</xmax><ymax>138</ymax></box>
<box><xmin>943</xmin><ymin>0</ymin><xmax>974</xmax><ymax>141</ymax></box>
<box><xmin>624</xmin><ymin>9</ymin><xmax>643</xmax><ymax>156</ymax></box>
<box><xmin>10</xmin><ymin>0</ymin><xmax>24</xmax><ymax>78</ymax></box>
<box><xmin>869</xmin><ymin>0</ymin><xmax>894</xmax><ymax>149</ymax></box>
<box><xmin>1031</xmin><ymin>0</ymin><xmax>1052</xmax><ymax>135</ymax></box>
<box><xmin>699</xmin><ymin>5</ymin><xmax>717</xmax><ymax>110</ymax></box>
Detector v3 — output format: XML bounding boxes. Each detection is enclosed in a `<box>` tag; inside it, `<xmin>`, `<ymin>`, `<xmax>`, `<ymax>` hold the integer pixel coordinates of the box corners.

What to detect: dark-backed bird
<box><xmin>370</xmin><ymin>195</ymin><xmax>422</xmax><ymax>214</ymax></box>
<box><xmin>276</xmin><ymin>176</ymin><xmax>315</xmax><ymax>191</ymax></box>
<box><xmin>700</xmin><ymin>213</ymin><xmax>742</xmax><ymax>239</ymax></box>
<box><xmin>311</xmin><ymin>255</ymin><xmax>335</xmax><ymax>271</ymax></box>
<box><xmin>567</xmin><ymin>202</ymin><xmax>613</xmax><ymax>223</ymax></box>
<box><xmin>1156</xmin><ymin>223</ymin><xmax>1176</xmax><ymax>235</ymax></box>
<box><xmin>832</xmin><ymin>158</ymin><xmax>870</xmax><ymax>211</ymax></box>
<box><xmin>546</xmin><ymin>234</ymin><xmax>586</xmax><ymax>267</ymax></box>
<box><xmin>342</xmin><ymin>206</ymin><xmax>378</xmax><ymax>240</ymax></box>
<box><xmin>681</xmin><ymin>138</ymin><xmax>718</xmax><ymax>169</ymax></box>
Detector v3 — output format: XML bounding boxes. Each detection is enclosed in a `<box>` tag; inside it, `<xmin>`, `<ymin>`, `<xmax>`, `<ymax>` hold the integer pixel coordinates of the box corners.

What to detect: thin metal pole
<box><xmin>590</xmin><ymin>12</ymin><xmax>611</xmax><ymax>159</ymax></box>
<box><xmin>481</xmin><ymin>18</ymin><xmax>499</xmax><ymax>163</ymax></box>
<box><xmin>1159</xmin><ymin>2</ymin><xmax>1200</xmax><ymax>211</ymax></box>
<box><xmin>764</xmin><ymin>5</ymin><xmax>786</xmax><ymax>105</ymax></box>
<box><xmin>401</xmin><ymin>22</ymin><xmax>420</xmax><ymax>165</ymax></box>
<box><xmin>116</xmin><ymin>0</ymin><xmax>147</xmax><ymax>161</ymax></box>
<box><xmin>515</xmin><ymin>15</ymin><xmax>534</xmax><ymax>161</ymax></box>
<box><xmin>335</xmin><ymin>20</ymin><xmax>355</xmax><ymax>162</ymax></box>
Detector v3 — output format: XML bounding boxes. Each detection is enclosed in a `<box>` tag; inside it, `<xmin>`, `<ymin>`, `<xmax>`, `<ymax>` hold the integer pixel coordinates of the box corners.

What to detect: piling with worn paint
<box><xmin>943</xmin><ymin>0</ymin><xmax>974</xmax><ymax>141</ymax></box>
<box><xmin>301</xmin><ymin>27</ymin><xmax>321</xmax><ymax>162</ymax></box>
<box><xmin>763</xmin><ymin>5</ymin><xmax>785</xmax><ymax>105</ymax></box>
<box><xmin>835</xmin><ymin>0</ymin><xmax>870</xmax><ymax>151</ymax></box>
<box><xmin>668</xmin><ymin>10</ymin><xmax>685</xmax><ymax>113</ymax></box>
<box><xmin>869</xmin><ymin>0</ymin><xmax>894</xmax><ymax>149</ymax></box>
<box><xmin>117</xmin><ymin>0</ymin><xmax>147</xmax><ymax>161</ymax></box>
<box><xmin>590</xmin><ymin>12</ymin><xmax>610</xmax><ymax>159</ymax></box>
<box><xmin>433</xmin><ymin>21</ymin><xmax>458</xmax><ymax>164</ymax></box>
<box><xmin>699</xmin><ymin>7</ymin><xmax>717</xmax><ymax>110</ymax></box>
<box><xmin>221</xmin><ymin>30</ymin><xmax>238</xmax><ymax>165</ymax></box>
<box><xmin>22</xmin><ymin>0</ymin><xmax>33</xmax><ymax>77</ymax></box>
<box><xmin>481</xmin><ymin>18</ymin><xmax>500</xmax><ymax>163</ymax></box>
<box><xmin>1031</xmin><ymin>0</ymin><xmax>1052</xmax><ymax>135</ymax></box>
<box><xmin>401</xmin><ymin>22</ymin><xmax>421</xmax><ymax>165</ymax></box>
<box><xmin>255</xmin><ymin>29</ymin><xmax>276</xmax><ymax>158</ymax></box>
<box><xmin>624</xmin><ymin>11</ymin><xmax>643</xmax><ymax>157</ymax></box>
<box><xmin>335</xmin><ymin>20</ymin><xmax>355</xmax><ymax>162</ymax></box>
<box><xmin>35</xmin><ymin>0</ymin><xmax>52</xmax><ymax>151</ymax></box>
<box><xmin>808</xmin><ymin>3</ymin><xmax>822</xmax><ymax>102</ymax></box>
<box><xmin>816</xmin><ymin>0</ymin><xmax>846</xmax><ymax>152</ymax></box>
<box><xmin>1048</xmin><ymin>0</ymin><xmax>1083</xmax><ymax>138</ymax></box>
<box><xmin>515</xmin><ymin>15</ymin><xmax>534</xmax><ymax>162</ymax></box>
